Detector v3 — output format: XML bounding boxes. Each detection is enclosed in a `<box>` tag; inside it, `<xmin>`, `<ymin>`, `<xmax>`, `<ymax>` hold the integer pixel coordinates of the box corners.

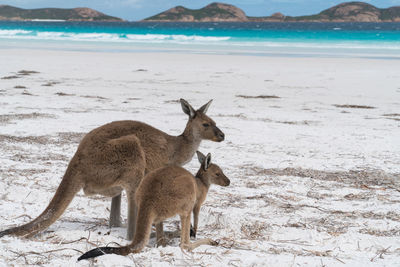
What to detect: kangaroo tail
<box><xmin>0</xmin><ymin>167</ymin><xmax>82</xmax><ymax>238</ymax></box>
<box><xmin>78</xmin><ymin>246</ymin><xmax>130</xmax><ymax>261</ymax></box>
<box><xmin>78</xmin><ymin>205</ymin><xmax>154</xmax><ymax>261</ymax></box>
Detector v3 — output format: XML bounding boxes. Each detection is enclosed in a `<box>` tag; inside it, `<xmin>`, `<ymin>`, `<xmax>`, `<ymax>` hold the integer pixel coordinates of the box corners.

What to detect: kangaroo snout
<box><xmin>214</xmin><ymin>128</ymin><xmax>225</xmax><ymax>142</ymax></box>
<box><xmin>223</xmin><ymin>177</ymin><xmax>230</xmax><ymax>186</ymax></box>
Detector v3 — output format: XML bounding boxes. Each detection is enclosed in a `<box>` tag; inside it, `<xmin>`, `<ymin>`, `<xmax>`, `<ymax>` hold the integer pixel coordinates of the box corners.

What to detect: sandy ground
<box><xmin>0</xmin><ymin>49</ymin><xmax>399</xmax><ymax>266</ymax></box>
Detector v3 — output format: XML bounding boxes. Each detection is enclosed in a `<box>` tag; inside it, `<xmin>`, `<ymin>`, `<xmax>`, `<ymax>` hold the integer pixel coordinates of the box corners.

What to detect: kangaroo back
<box><xmin>0</xmin><ymin>166</ymin><xmax>82</xmax><ymax>238</ymax></box>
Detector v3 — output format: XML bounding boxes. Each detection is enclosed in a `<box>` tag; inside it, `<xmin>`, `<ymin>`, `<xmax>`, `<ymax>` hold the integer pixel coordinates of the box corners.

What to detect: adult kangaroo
<box><xmin>78</xmin><ymin>151</ymin><xmax>230</xmax><ymax>261</ymax></box>
<box><xmin>0</xmin><ymin>99</ymin><xmax>225</xmax><ymax>240</ymax></box>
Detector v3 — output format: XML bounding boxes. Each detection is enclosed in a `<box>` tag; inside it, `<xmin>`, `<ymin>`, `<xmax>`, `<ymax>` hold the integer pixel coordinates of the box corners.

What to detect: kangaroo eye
<box><xmin>216</xmin><ymin>173</ymin><xmax>220</xmax><ymax>176</ymax></box>
<box><xmin>202</xmin><ymin>123</ymin><xmax>210</xmax><ymax>127</ymax></box>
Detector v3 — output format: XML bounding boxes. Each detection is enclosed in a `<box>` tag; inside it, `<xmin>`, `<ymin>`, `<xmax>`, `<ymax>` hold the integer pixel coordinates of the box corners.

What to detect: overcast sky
<box><xmin>2</xmin><ymin>0</ymin><xmax>400</xmax><ymax>21</ymax></box>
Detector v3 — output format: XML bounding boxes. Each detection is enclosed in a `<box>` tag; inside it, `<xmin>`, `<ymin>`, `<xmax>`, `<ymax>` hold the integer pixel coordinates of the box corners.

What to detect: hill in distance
<box><xmin>0</xmin><ymin>5</ymin><xmax>123</xmax><ymax>21</ymax></box>
<box><xmin>145</xmin><ymin>3</ymin><xmax>247</xmax><ymax>22</ymax></box>
<box><xmin>144</xmin><ymin>1</ymin><xmax>400</xmax><ymax>22</ymax></box>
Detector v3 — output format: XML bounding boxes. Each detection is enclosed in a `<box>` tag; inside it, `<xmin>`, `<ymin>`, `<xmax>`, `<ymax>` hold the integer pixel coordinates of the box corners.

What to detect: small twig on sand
<box><xmin>60</xmin><ymin>237</ymin><xmax>87</xmax><ymax>245</ymax></box>
<box><xmin>334</xmin><ymin>256</ymin><xmax>345</xmax><ymax>264</ymax></box>
<box><xmin>9</xmin><ymin>250</ymin><xmax>30</xmax><ymax>264</ymax></box>
<box><xmin>11</xmin><ymin>247</ymin><xmax>83</xmax><ymax>255</ymax></box>
<box><xmin>24</xmin><ymin>191</ymin><xmax>31</xmax><ymax>200</ymax></box>
<box><xmin>276</xmin><ymin>239</ymin><xmax>313</xmax><ymax>246</ymax></box>
<box><xmin>83</xmin><ymin>231</ymin><xmax>100</xmax><ymax>247</ymax></box>
<box><xmin>228</xmin><ymin>260</ymin><xmax>241</xmax><ymax>267</ymax></box>
<box><xmin>290</xmin><ymin>255</ymin><xmax>296</xmax><ymax>267</ymax></box>
<box><xmin>371</xmin><ymin>246</ymin><xmax>391</xmax><ymax>262</ymax></box>
<box><xmin>11</xmin><ymin>214</ymin><xmax>33</xmax><ymax>220</ymax></box>
<box><xmin>303</xmin><ymin>249</ymin><xmax>332</xmax><ymax>257</ymax></box>
<box><xmin>9</xmin><ymin>247</ymin><xmax>83</xmax><ymax>264</ymax></box>
<box><xmin>388</xmin><ymin>185</ymin><xmax>400</xmax><ymax>193</ymax></box>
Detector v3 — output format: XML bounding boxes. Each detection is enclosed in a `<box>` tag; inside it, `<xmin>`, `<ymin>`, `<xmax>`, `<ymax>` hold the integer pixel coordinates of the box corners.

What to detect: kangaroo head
<box><xmin>180</xmin><ymin>99</ymin><xmax>225</xmax><ymax>142</ymax></box>
<box><xmin>196</xmin><ymin>151</ymin><xmax>230</xmax><ymax>186</ymax></box>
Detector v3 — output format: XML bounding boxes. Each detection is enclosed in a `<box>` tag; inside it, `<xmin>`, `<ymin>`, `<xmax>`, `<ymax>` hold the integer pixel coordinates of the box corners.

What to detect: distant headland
<box><xmin>0</xmin><ymin>5</ymin><xmax>123</xmax><ymax>21</ymax></box>
<box><xmin>1</xmin><ymin>2</ymin><xmax>400</xmax><ymax>22</ymax></box>
<box><xmin>144</xmin><ymin>2</ymin><xmax>400</xmax><ymax>22</ymax></box>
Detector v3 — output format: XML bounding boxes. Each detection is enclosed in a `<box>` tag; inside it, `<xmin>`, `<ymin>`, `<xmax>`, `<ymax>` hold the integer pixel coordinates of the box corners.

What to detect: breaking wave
<box><xmin>0</xmin><ymin>29</ymin><xmax>231</xmax><ymax>43</ymax></box>
<box><xmin>0</xmin><ymin>29</ymin><xmax>33</xmax><ymax>35</ymax></box>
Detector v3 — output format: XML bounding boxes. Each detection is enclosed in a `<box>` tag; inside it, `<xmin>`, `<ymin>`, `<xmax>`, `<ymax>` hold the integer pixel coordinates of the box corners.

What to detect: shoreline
<box><xmin>1</xmin><ymin>38</ymin><xmax>400</xmax><ymax>60</ymax></box>
<box><xmin>1</xmin><ymin>21</ymin><xmax>399</xmax><ymax>60</ymax></box>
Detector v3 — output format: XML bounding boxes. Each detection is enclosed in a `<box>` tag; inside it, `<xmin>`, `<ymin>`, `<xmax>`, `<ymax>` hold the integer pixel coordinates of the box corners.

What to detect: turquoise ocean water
<box><xmin>0</xmin><ymin>21</ymin><xmax>400</xmax><ymax>58</ymax></box>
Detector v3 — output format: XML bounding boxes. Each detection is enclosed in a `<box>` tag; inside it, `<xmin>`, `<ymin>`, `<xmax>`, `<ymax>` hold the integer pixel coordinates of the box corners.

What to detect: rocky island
<box><xmin>145</xmin><ymin>3</ymin><xmax>247</xmax><ymax>22</ymax></box>
<box><xmin>0</xmin><ymin>2</ymin><xmax>399</xmax><ymax>23</ymax></box>
<box><xmin>144</xmin><ymin>2</ymin><xmax>400</xmax><ymax>22</ymax></box>
<box><xmin>0</xmin><ymin>5</ymin><xmax>123</xmax><ymax>21</ymax></box>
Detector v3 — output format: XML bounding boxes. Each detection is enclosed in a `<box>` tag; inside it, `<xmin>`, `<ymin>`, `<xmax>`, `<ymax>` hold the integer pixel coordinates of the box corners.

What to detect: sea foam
<box><xmin>0</xmin><ymin>29</ymin><xmax>32</xmax><ymax>35</ymax></box>
<box><xmin>0</xmin><ymin>29</ymin><xmax>231</xmax><ymax>43</ymax></box>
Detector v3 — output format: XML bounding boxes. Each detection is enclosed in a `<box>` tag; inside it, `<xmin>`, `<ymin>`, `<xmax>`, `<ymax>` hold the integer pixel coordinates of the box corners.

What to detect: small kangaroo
<box><xmin>0</xmin><ymin>99</ymin><xmax>224</xmax><ymax>240</ymax></box>
<box><xmin>78</xmin><ymin>151</ymin><xmax>230</xmax><ymax>261</ymax></box>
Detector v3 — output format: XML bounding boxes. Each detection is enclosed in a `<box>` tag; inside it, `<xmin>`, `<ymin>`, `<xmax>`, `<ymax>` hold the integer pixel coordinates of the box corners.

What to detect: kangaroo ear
<box><xmin>180</xmin><ymin>99</ymin><xmax>196</xmax><ymax>118</ymax></box>
<box><xmin>196</xmin><ymin>151</ymin><xmax>211</xmax><ymax>170</ymax></box>
<box><xmin>196</xmin><ymin>151</ymin><xmax>206</xmax><ymax>165</ymax></box>
<box><xmin>204</xmin><ymin>153</ymin><xmax>211</xmax><ymax>170</ymax></box>
<box><xmin>197</xmin><ymin>99</ymin><xmax>213</xmax><ymax>114</ymax></box>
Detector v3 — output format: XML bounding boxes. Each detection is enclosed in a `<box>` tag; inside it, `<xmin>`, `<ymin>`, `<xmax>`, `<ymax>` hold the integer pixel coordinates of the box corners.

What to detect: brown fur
<box><xmin>0</xmin><ymin>99</ymin><xmax>224</xmax><ymax>240</ymax></box>
<box><xmin>77</xmin><ymin>152</ymin><xmax>230</xmax><ymax>261</ymax></box>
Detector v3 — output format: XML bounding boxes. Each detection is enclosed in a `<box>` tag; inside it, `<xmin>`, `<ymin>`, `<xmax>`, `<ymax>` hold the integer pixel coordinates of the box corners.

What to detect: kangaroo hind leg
<box><xmin>179</xmin><ymin>213</ymin><xmax>217</xmax><ymax>251</ymax></box>
<box><xmin>123</xmin><ymin>165</ymin><xmax>145</xmax><ymax>240</ymax></box>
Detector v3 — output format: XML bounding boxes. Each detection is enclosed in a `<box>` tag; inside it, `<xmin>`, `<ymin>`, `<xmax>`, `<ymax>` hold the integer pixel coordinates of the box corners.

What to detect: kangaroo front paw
<box><xmin>210</xmin><ymin>239</ymin><xmax>219</xmax><ymax>246</ymax></box>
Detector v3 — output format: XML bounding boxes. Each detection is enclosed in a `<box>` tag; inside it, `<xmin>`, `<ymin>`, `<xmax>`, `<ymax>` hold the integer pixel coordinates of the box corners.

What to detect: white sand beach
<box><xmin>0</xmin><ymin>48</ymin><xmax>399</xmax><ymax>266</ymax></box>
